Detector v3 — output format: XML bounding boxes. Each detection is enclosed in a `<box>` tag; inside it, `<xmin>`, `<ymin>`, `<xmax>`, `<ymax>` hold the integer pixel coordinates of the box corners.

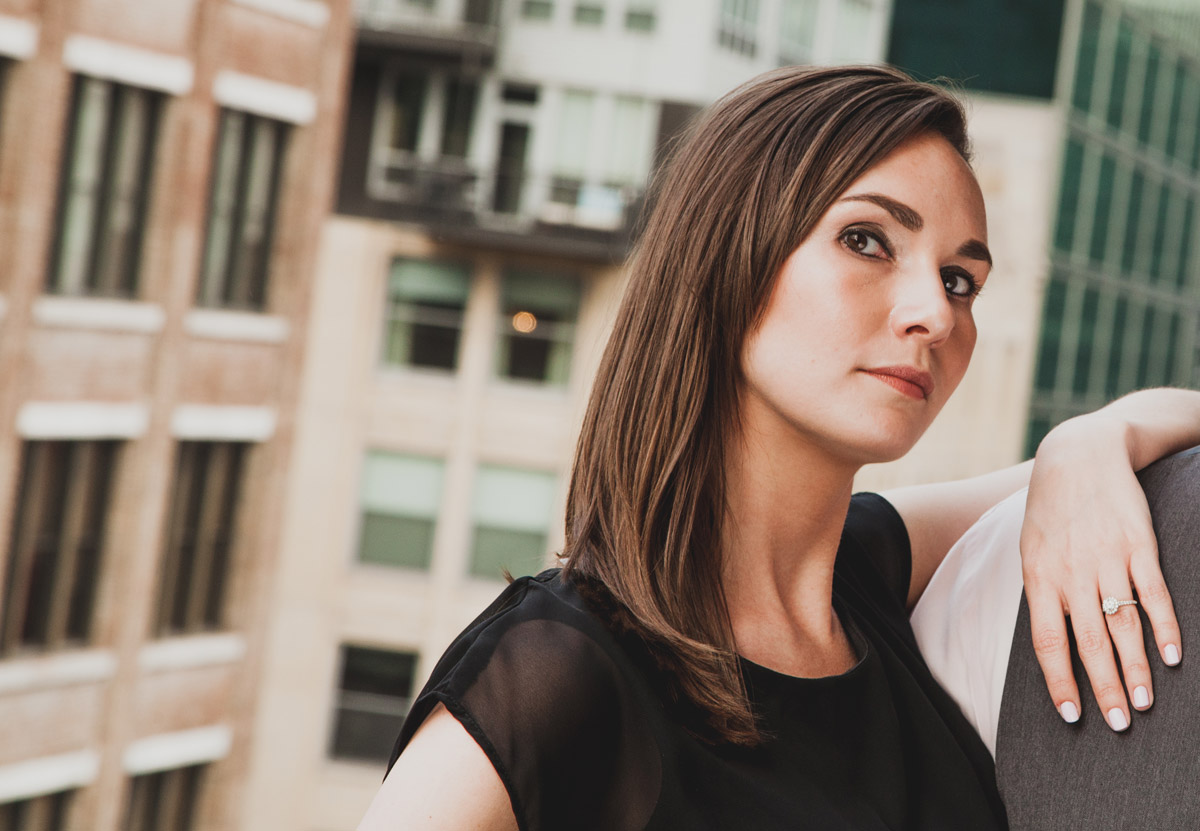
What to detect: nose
<box><xmin>889</xmin><ymin>264</ymin><xmax>956</xmax><ymax>347</ymax></box>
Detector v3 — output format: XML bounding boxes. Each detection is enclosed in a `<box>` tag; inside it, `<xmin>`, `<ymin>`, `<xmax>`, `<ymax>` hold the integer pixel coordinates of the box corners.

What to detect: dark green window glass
<box><xmin>1135</xmin><ymin>304</ymin><xmax>1156</xmax><ymax>387</ymax></box>
<box><xmin>1090</xmin><ymin>154</ymin><xmax>1116</xmax><ymax>264</ymax></box>
<box><xmin>1026</xmin><ymin>417</ymin><xmax>1053</xmax><ymax>460</ymax></box>
<box><xmin>1107</xmin><ymin>22</ymin><xmax>1133</xmax><ymax>131</ymax></box>
<box><xmin>470</xmin><ymin>527</ymin><xmax>547</xmax><ymax>580</ymax></box>
<box><xmin>1073</xmin><ymin>1</ymin><xmax>1103</xmax><ymax>113</ymax></box>
<box><xmin>1138</xmin><ymin>43</ymin><xmax>1162</xmax><ymax>146</ymax></box>
<box><xmin>468</xmin><ymin>466</ymin><xmax>556</xmax><ymax>581</ymax></box>
<box><xmin>331</xmin><ymin>646</ymin><xmax>417</xmax><ymax>762</ymax></box>
<box><xmin>1165</xmin><ymin>62</ymin><xmax>1185</xmax><ymax>159</ymax></box>
<box><xmin>1122</xmin><ymin>168</ymin><xmax>1145</xmax><ymax>275</ymax></box>
<box><xmin>1150</xmin><ymin>183</ymin><xmax>1171</xmax><ymax>283</ymax></box>
<box><xmin>1073</xmin><ymin>286</ymin><xmax>1100</xmax><ymax>395</ymax></box>
<box><xmin>1177</xmin><ymin>197</ymin><xmax>1195</xmax><ymax>290</ymax></box>
<box><xmin>1163</xmin><ymin>313</ymin><xmax>1183</xmax><ymax>385</ymax></box>
<box><xmin>1056</xmin><ymin>138</ymin><xmax>1086</xmax><ymax>255</ymax></box>
<box><xmin>359</xmin><ymin>513</ymin><xmax>435</xmax><ymax>569</ymax></box>
<box><xmin>357</xmin><ymin>452</ymin><xmax>443</xmax><ymax>570</ymax></box>
<box><xmin>1035</xmin><ymin>274</ymin><xmax>1069</xmax><ymax>392</ymax></box>
<box><xmin>1105</xmin><ymin>293</ymin><xmax>1129</xmax><ymax>397</ymax></box>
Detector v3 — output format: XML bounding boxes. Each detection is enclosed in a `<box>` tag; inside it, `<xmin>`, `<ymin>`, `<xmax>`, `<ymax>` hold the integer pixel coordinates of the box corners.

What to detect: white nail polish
<box><xmin>1134</xmin><ymin>686</ymin><xmax>1150</xmax><ymax>708</ymax></box>
<box><xmin>1108</xmin><ymin>708</ymin><xmax>1129</xmax><ymax>731</ymax></box>
<box><xmin>1060</xmin><ymin>701</ymin><xmax>1080</xmax><ymax>723</ymax></box>
<box><xmin>1166</xmin><ymin>644</ymin><xmax>1182</xmax><ymax>666</ymax></box>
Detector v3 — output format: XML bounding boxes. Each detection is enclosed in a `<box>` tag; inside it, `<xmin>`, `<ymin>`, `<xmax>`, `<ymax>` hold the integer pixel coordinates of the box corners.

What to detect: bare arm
<box><xmin>357</xmin><ymin>703</ymin><xmax>519</xmax><ymax>831</ymax></box>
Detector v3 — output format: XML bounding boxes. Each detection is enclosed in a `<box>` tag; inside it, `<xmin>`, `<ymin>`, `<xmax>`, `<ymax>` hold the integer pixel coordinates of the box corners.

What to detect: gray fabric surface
<box><xmin>996</xmin><ymin>446</ymin><xmax>1200</xmax><ymax>830</ymax></box>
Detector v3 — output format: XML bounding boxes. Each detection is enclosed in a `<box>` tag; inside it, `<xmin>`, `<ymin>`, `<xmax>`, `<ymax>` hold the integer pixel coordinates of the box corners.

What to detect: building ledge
<box><xmin>32</xmin><ymin>296</ymin><xmax>165</xmax><ymax>334</ymax></box>
<box><xmin>0</xmin><ymin>649</ymin><xmax>117</xmax><ymax>695</ymax></box>
<box><xmin>139</xmin><ymin>633</ymin><xmax>248</xmax><ymax>674</ymax></box>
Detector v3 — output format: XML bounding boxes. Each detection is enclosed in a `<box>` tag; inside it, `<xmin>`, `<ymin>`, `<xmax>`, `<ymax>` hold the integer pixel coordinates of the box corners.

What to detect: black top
<box><xmin>388</xmin><ymin>493</ymin><xmax>1007</xmax><ymax>830</ymax></box>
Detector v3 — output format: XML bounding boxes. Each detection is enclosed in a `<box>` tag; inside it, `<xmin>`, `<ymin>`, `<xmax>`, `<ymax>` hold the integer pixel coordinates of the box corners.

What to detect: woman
<box><xmin>358</xmin><ymin>65</ymin><xmax>1196</xmax><ymax>830</ymax></box>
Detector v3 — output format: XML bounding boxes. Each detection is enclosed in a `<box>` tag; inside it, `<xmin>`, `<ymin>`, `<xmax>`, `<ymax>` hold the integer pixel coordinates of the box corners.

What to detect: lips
<box><xmin>862</xmin><ymin>366</ymin><xmax>934</xmax><ymax>400</ymax></box>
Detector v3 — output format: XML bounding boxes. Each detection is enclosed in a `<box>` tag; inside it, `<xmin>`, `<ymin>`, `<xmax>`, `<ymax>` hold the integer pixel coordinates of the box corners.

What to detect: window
<box><xmin>331</xmin><ymin>645</ymin><xmax>417</xmax><ymax>762</ymax></box>
<box><xmin>1</xmin><ymin>441</ymin><xmax>118</xmax><ymax>656</ymax></box>
<box><xmin>778</xmin><ymin>0</ymin><xmax>818</xmax><ymax>64</ymax></box>
<box><xmin>48</xmin><ymin>76</ymin><xmax>162</xmax><ymax>297</ymax></box>
<box><xmin>604</xmin><ymin>96</ymin><xmax>652</xmax><ymax>186</ymax></box>
<box><xmin>717</xmin><ymin>0</ymin><xmax>759</xmax><ymax>57</ymax></box>
<box><xmin>521</xmin><ymin>0</ymin><xmax>553</xmax><ymax>20</ymax></box>
<box><xmin>832</xmin><ymin>0</ymin><xmax>874</xmax><ymax>64</ymax></box>
<box><xmin>0</xmin><ymin>790</ymin><xmax>72</xmax><ymax>831</ymax></box>
<box><xmin>382</xmin><ymin>259</ymin><xmax>471</xmax><ymax>370</ymax></box>
<box><xmin>549</xmin><ymin>91</ymin><xmax>594</xmax><ymax>207</ymax></box>
<box><xmin>496</xmin><ymin>270</ymin><xmax>581</xmax><ymax>385</ymax></box>
<box><xmin>123</xmin><ymin>766</ymin><xmax>205</xmax><ymax>831</ymax></box>
<box><xmin>197</xmin><ymin>109</ymin><xmax>289</xmax><ymax>311</ymax></box>
<box><xmin>155</xmin><ymin>443</ymin><xmax>247</xmax><ymax>636</ymax></box>
<box><xmin>356</xmin><ymin>452</ymin><xmax>443</xmax><ymax>570</ymax></box>
<box><xmin>574</xmin><ymin>2</ymin><xmax>603</xmax><ymax>25</ymax></box>
<box><xmin>469</xmin><ymin>466</ymin><xmax>556</xmax><ymax>580</ymax></box>
<box><xmin>440</xmin><ymin>79</ymin><xmax>478</xmax><ymax>159</ymax></box>
<box><xmin>625</xmin><ymin>1</ymin><xmax>656</xmax><ymax>32</ymax></box>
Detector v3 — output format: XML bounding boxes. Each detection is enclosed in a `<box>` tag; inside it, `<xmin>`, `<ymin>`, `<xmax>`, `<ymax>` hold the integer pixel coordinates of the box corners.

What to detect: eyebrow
<box><xmin>840</xmin><ymin>192</ymin><xmax>993</xmax><ymax>267</ymax></box>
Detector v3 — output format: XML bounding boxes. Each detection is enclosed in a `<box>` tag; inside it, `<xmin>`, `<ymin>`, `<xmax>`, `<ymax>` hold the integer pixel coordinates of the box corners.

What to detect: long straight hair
<box><xmin>562</xmin><ymin>65</ymin><xmax>971</xmax><ymax>745</ymax></box>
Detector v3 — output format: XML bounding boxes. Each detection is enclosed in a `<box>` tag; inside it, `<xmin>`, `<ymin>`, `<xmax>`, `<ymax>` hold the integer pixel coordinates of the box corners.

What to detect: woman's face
<box><xmin>739</xmin><ymin>131</ymin><xmax>990</xmax><ymax>466</ymax></box>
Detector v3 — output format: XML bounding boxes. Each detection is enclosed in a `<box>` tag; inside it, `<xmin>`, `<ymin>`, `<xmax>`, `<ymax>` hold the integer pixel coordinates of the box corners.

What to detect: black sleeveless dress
<box><xmin>388</xmin><ymin>493</ymin><xmax>1007</xmax><ymax>830</ymax></box>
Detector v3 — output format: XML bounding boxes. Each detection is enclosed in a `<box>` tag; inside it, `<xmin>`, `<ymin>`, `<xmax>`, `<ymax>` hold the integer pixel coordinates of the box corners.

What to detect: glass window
<box><xmin>1</xmin><ymin>441</ymin><xmax>118</xmax><ymax>656</ymax></box>
<box><xmin>123</xmin><ymin>766</ymin><xmax>205</xmax><ymax>831</ymax></box>
<box><xmin>625</xmin><ymin>1</ymin><xmax>656</xmax><ymax>32</ymax></box>
<box><xmin>464</xmin><ymin>0</ymin><xmax>499</xmax><ymax>25</ymax></box>
<box><xmin>604</xmin><ymin>96</ymin><xmax>651</xmax><ymax>185</ymax></box>
<box><xmin>0</xmin><ymin>790</ymin><xmax>73</xmax><ymax>830</ymax></box>
<box><xmin>1055</xmin><ymin>137</ymin><xmax>1085</xmax><ymax>255</ymax></box>
<box><xmin>833</xmin><ymin>0</ymin><xmax>874</xmax><ymax>64</ymax></box>
<box><xmin>382</xmin><ymin>259</ymin><xmax>471</xmax><ymax>370</ymax></box>
<box><xmin>1025</xmin><ymin>416</ymin><xmax>1053</xmax><ymax>461</ymax></box>
<box><xmin>1121</xmin><ymin>168</ymin><xmax>1145</xmax><ymax>275</ymax></box>
<box><xmin>331</xmin><ymin>645</ymin><xmax>417</xmax><ymax>762</ymax></box>
<box><xmin>469</xmin><ymin>466</ymin><xmax>556</xmax><ymax>580</ymax></box>
<box><xmin>1135</xmin><ymin>304</ymin><xmax>1157</xmax><ymax>388</ymax></box>
<box><xmin>197</xmin><ymin>109</ymin><xmax>289</xmax><ymax>311</ymax></box>
<box><xmin>1163</xmin><ymin>312</ymin><xmax>1183</xmax><ymax>385</ymax></box>
<box><xmin>386</xmin><ymin>72</ymin><xmax>427</xmax><ymax>155</ymax></box>
<box><xmin>440</xmin><ymin>79</ymin><xmax>478</xmax><ymax>159</ymax></box>
<box><xmin>1106</xmin><ymin>21</ymin><xmax>1133</xmax><ymax>131</ymax></box>
<box><xmin>1149</xmin><ymin>183</ymin><xmax>1171</xmax><ymax>283</ymax></box>
<box><xmin>496</xmin><ymin>270</ymin><xmax>581</xmax><ymax>385</ymax></box>
<box><xmin>521</xmin><ymin>0</ymin><xmax>553</xmax><ymax>20</ymax></box>
<box><xmin>717</xmin><ymin>0</ymin><xmax>759</xmax><ymax>57</ymax></box>
<box><xmin>779</xmin><ymin>0</ymin><xmax>819</xmax><ymax>64</ymax></box>
<box><xmin>1034</xmin><ymin>272</ymin><xmax>1069</xmax><ymax>393</ymax></box>
<box><xmin>49</xmin><ymin>76</ymin><xmax>161</xmax><ymax>298</ymax></box>
<box><xmin>574</xmin><ymin>2</ymin><xmax>603</xmax><ymax>25</ymax></box>
<box><xmin>1137</xmin><ymin>41</ymin><xmax>1162</xmax><ymax>146</ymax></box>
<box><xmin>1089</xmin><ymin>153</ymin><xmax>1116</xmax><ymax>264</ymax></box>
<box><xmin>155</xmin><ymin>442</ymin><xmax>247</xmax><ymax>636</ymax></box>
<box><xmin>1176</xmin><ymin>197</ymin><xmax>1195</xmax><ymax>290</ymax></box>
<box><xmin>1073</xmin><ymin>286</ymin><xmax>1100</xmax><ymax>396</ymax></box>
<box><xmin>550</xmin><ymin>90</ymin><xmax>594</xmax><ymax>206</ymax></box>
<box><xmin>357</xmin><ymin>452</ymin><xmax>443</xmax><ymax>570</ymax></box>
<box><xmin>1072</xmin><ymin>1</ymin><xmax>1103</xmax><ymax>114</ymax></box>
<box><xmin>1105</xmin><ymin>292</ymin><xmax>1129</xmax><ymax>397</ymax></box>
<box><xmin>1165</xmin><ymin>62</ymin><xmax>1186</xmax><ymax>160</ymax></box>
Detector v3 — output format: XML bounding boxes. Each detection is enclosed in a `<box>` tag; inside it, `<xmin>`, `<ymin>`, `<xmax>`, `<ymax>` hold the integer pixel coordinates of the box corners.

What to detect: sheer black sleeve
<box><xmin>387</xmin><ymin>572</ymin><xmax>662</xmax><ymax>831</ymax></box>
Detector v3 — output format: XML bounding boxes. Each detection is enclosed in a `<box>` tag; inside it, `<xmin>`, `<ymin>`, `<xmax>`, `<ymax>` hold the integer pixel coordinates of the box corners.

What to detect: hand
<box><xmin>1020</xmin><ymin>414</ymin><xmax>1182</xmax><ymax>731</ymax></box>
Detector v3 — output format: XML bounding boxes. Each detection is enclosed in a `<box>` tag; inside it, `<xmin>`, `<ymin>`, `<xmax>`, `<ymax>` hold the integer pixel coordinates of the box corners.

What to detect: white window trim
<box><xmin>214</xmin><ymin>70</ymin><xmax>316</xmax><ymax>125</ymax></box>
<box><xmin>171</xmin><ymin>405</ymin><xmax>277</xmax><ymax>441</ymax></box>
<box><xmin>62</xmin><ymin>35</ymin><xmax>193</xmax><ymax>95</ymax></box>
<box><xmin>231</xmin><ymin>0</ymin><xmax>330</xmax><ymax>27</ymax></box>
<box><xmin>123</xmin><ymin>726</ymin><xmax>233</xmax><ymax>775</ymax></box>
<box><xmin>17</xmin><ymin>402</ymin><xmax>149</xmax><ymax>439</ymax></box>
<box><xmin>32</xmin><ymin>296</ymin><xmax>166</xmax><ymax>333</ymax></box>
<box><xmin>0</xmin><ymin>751</ymin><xmax>100</xmax><ymax>803</ymax></box>
<box><xmin>139</xmin><ymin>633</ymin><xmax>247</xmax><ymax>673</ymax></box>
<box><xmin>0</xmin><ymin>650</ymin><xmax>117</xmax><ymax>695</ymax></box>
<box><xmin>184</xmin><ymin>309</ymin><xmax>290</xmax><ymax>343</ymax></box>
<box><xmin>0</xmin><ymin>14</ymin><xmax>37</xmax><ymax>59</ymax></box>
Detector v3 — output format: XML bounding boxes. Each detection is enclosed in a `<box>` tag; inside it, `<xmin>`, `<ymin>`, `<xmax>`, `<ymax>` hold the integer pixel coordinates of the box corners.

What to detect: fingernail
<box><xmin>1166</xmin><ymin>644</ymin><xmax>1181</xmax><ymax>666</ymax></box>
<box><xmin>1134</xmin><ymin>686</ymin><xmax>1150</xmax><ymax>709</ymax></box>
<box><xmin>1108</xmin><ymin>708</ymin><xmax>1129</xmax><ymax>731</ymax></box>
<box><xmin>1060</xmin><ymin>701</ymin><xmax>1080</xmax><ymax>723</ymax></box>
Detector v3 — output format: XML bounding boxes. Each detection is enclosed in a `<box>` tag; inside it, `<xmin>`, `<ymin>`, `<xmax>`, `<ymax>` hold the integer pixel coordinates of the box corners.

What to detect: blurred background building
<box><xmin>1</xmin><ymin>0</ymin><xmax>1198</xmax><ymax>829</ymax></box>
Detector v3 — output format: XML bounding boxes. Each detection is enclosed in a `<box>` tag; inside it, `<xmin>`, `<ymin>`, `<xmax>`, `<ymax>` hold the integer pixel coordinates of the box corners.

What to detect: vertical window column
<box><xmin>197</xmin><ymin>109</ymin><xmax>289</xmax><ymax>311</ymax></box>
<box><xmin>0</xmin><ymin>791</ymin><xmax>72</xmax><ymax>831</ymax></box>
<box><xmin>123</xmin><ymin>765</ymin><xmax>205</xmax><ymax>831</ymax></box>
<box><xmin>154</xmin><ymin>442</ymin><xmax>247</xmax><ymax>636</ymax></box>
<box><xmin>1</xmin><ymin>441</ymin><xmax>118</xmax><ymax>656</ymax></box>
<box><xmin>49</xmin><ymin>77</ymin><xmax>162</xmax><ymax>298</ymax></box>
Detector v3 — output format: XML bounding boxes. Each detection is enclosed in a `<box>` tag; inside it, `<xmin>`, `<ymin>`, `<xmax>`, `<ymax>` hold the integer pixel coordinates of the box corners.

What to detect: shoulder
<box><xmin>837</xmin><ymin>492</ymin><xmax>913</xmax><ymax>608</ymax></box>
<box><xmin>390</xmin><ymin>571</ymin><xmax>662</xmax><ymax>831</ymax></box>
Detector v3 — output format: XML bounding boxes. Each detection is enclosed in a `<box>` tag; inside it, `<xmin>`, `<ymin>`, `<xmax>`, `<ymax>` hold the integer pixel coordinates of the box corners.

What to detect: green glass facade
<box><xmin>1027</xmin><ymin>0</ymin><xmax>1200</xmax><ymax>455</ymax></box>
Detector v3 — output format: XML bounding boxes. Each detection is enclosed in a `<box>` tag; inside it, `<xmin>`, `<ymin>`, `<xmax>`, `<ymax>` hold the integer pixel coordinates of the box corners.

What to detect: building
<box><xmin>240</xmin><ymin>1</ymin><xmax>895</xmax><ymax>829</ymax></box>
<box><xmin>857</xmin><ymin>0</ymin><xmax>1200</xmax><ymax>495</ymax></box>
<box><xmin>0</xmin><ymin>1</ymin><xmax>352</xmax><ymax>829</ymax></box>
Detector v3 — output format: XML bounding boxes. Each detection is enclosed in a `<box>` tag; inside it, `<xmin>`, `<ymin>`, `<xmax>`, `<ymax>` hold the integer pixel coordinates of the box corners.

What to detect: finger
<box><xmin>1071</xmin><ymin>594</ymin><xmax>1130</xmax><ymax>731</ymax></box>
<box><xmin>1130</xmin><ymin>555</ymin><xmax>1183</xmax><ymax>667</ymax></box>
<box><xmin>1100</xmin><ymin>578</ymin><xmax>1153</xmax><ymax>712</ymax></box>
<box><xmin>1026</xmin><ymin>582</ymin><xmax>1081</xmax><ymax>724</ymax></box>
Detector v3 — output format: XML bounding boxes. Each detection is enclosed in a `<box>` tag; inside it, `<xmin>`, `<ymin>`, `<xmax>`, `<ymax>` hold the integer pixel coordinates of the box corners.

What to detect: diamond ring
<box><xmin>1102</xmin><ymin>596</ymin><xmax>1138</xmax><ymax>615</ymax></box>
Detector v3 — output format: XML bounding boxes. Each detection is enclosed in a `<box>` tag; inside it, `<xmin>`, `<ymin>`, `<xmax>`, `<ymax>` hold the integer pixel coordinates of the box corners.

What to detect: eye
<box><xmin>941</xmin><ymin>268</ymin><xmax>980</xmax><ymax>299</ymax></box>
<box><xmin>841</xmin><ymin>227</ymin><xmax>889</xmax><ymax>259</ymax></box>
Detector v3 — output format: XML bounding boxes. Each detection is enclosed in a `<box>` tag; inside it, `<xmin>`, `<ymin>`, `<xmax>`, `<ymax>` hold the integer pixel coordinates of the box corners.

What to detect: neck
<box><xmin>720</xmin><ymin>395</ymin><xmax>860</xmax><ymax>676</ymax></box>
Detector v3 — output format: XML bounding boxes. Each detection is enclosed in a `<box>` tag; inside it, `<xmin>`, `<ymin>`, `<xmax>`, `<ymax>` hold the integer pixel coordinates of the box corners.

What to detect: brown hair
<box><xmin>561</xmin><ymin>65</ymin><xmax>971</xmax><ymax>745</ymax></box>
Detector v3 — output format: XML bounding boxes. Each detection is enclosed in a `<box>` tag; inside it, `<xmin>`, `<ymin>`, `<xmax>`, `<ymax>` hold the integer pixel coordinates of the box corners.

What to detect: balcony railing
<box><xmin>366</xmin><ymin>154</ymin><xmax>643</xmax><ymax>238</ymax></box>
<box><xmin>355</xmin><ymin>0</ymin><xmax>499</xmax><ymax>44</ymax></box>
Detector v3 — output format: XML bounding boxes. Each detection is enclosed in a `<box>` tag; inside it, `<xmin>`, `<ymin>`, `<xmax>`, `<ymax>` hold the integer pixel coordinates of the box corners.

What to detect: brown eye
<box><xmin>841</xmin><ymin>228</ymin><xmax>886</xmax><ymax>258</ymax></box>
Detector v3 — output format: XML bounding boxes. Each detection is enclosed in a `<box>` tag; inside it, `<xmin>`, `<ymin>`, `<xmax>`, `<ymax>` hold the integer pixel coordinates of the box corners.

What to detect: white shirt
<box><xmin>909</xmin><ymin>489</ymin><xmax>1028</xmax><ymax>756</ymax></box>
